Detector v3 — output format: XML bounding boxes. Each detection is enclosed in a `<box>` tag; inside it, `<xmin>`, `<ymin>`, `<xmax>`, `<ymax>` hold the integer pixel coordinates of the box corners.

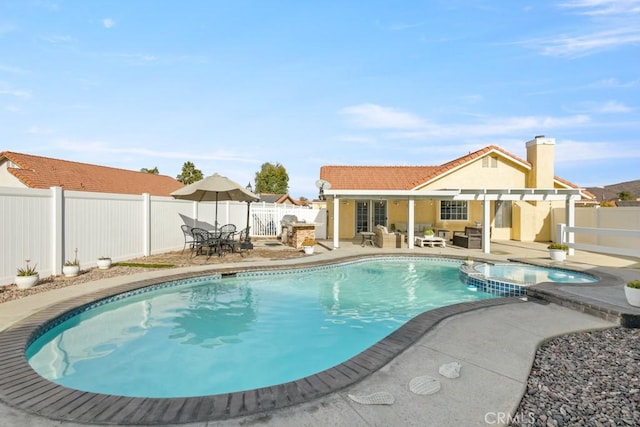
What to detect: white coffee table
<box><xmin>415</xmin><ymin>235</ymin><xmax>446</xmax><ymax>248</ymax></box>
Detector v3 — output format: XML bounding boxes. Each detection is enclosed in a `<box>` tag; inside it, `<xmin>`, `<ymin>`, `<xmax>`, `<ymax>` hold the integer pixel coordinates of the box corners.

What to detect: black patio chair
<box><xmin>181</xmin><ymin>225</ymin><xmax>195</xmax><ymax>254</ymax></box>
<box><xmin>191</xmin><ymin>227</ymin><xmax>219</xmax><ymax>258</ymax></box>
<box><xmin>217</xmin><ymin>224</ymin><xmax>237</xmax><ymax>256</ymax></box>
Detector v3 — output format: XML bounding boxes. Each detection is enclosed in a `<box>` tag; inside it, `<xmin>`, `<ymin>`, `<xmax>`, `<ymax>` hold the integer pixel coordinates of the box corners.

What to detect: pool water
<box><xmin>474</xmin><ymin>263</ymin><xmax>597</xmax><ymax>284</ymax></box>
<box><xmin>27</xmin><ymin>258</ymin><xmax>496</xmax><ymax>398</ymax></box>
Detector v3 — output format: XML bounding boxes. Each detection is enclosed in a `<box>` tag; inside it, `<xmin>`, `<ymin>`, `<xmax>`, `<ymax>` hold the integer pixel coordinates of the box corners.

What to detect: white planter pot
<box><xmin>63</xmin><ymin>265</ymin><xmax>80</xmax><ymax>277</ymax></box>
<box><xmin>97</xmin><ymin>259</ymin><xmax>112</xmax><ymax>269</ymax></box>
<box><xmin>549</xmin><ymin>249</ymin><xmax>566</xmax><ymax>262</ymax></box>
<box><xmin>15</xmin><ymin>274</ymin><xmax>39</xmax><ymax>289</ymax></box>
<box><xmin>624</xmin><ymin>286</ymin><xmax>640</xmax><ymax>307</ymax></box>
<box><xmin>303</xmin><ymin>246</ymin><xmax>315</xmax><ymax>255</ymax></box>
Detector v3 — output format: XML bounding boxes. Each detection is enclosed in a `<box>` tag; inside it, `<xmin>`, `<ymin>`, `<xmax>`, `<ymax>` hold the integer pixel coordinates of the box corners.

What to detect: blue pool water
<box><xmin>27</xmin><ymin>258</ymin><xmax>496</xmax><ymax>398</ymax></box>
<box><xmin>474</xmin><ymin>263</ymin><xmax>597</xmax><ymax>284</ymax></box>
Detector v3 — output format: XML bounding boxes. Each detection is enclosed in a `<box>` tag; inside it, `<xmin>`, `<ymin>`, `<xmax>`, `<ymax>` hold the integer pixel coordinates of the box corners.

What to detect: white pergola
<box><xmin>323</xmin><ymin>188</ymin><xmax>583</xmax><ymax>254</ymax></box>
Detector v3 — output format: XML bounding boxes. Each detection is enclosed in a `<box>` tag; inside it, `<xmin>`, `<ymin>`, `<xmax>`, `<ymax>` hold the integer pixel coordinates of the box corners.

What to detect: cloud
<box><xmin>558</xmin><ymin>0</ymin><xmax>640</xmax><ymax>16</ymax></box>
<box><xmin>0</xmin><ymin>64</ymin><xmax>28</xmax><ymax>74</ymax></box>
<box><xmin>555</xmin><ymin>138</ymin><xmax>640</xmax><ymax>162</ymax></box>
<box><xmin>536</xmin><ymin>28</ymin><xmax>640</xmax><ymax>57</ymax></box>
<box><xmin>103</xmin><ymin>18</ymin><xmax>116</xmax><ymax>29</ymax></box>
<box><xmin>52</xmin><ymin>140</ymin><xmax>256</xmax><ymax>163</ymax></box>
<box><xmin>566</xmin><ymin>100</ymin><xmax>633</xmax><ymax>113</ymax></box>
<box><xmin>40</xmin><ymin>35</ymin><xmax>73</xmax><ymax>43</ymax></box>
<box><xmin>27</xmin><ymin>126</ymin><xmax>54</xmax><ymax>135</ymax></box>
<box><xmin>588</xmin><ymin>78</ymin><xmax>639</xmax><ymax>88</ymax></box>
<box><xmin>0</xmin><ymin>88</ymin><xmax>32</xmax><ymax>98</ymax></box>
<box><xmin>339</xmin><ymin>104</ymin><xmax>427</xmax><ymax>129</ymax></box>
<box><xmin>340</xmin><ymin>103</ymin><xmax>590</xmax><ymax>140</ymax></box>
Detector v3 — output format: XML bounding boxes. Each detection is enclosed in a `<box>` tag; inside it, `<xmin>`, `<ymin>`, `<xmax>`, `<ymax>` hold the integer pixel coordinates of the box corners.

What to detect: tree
<box><xmin>176</xmin><ymin>161</ymin><xmax>203</xmax><ymax>185</ymax></box>
<box><xmin>254</xmin><ymin>162</ymin><xmax>289</xmax><ymax>194</ymax></box>
<box><xmin>618</xmin><ymin>191</ymin><xmax>634</xmax><ymax>201</ymax></box>
<box><xmin>140</xmin><ymin>167</ymin><xmax>159</xmax><ymax>174</ymax></box>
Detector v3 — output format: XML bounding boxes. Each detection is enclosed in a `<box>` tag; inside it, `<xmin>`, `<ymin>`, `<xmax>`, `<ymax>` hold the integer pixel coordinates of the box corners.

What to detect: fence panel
<box><xmin>64</xmin><ymin>191</ymin><xmax>145</xmax><ymax>267</ymax></box>
<box><xmin>0</xmin><ymin>187</ymin><xmax>328</xmax><ymax>285</ymax></box>
<box><xmin>0</xmin><ymin>188</ymin><xmax>52</xmax><ymax>284</ymax></box>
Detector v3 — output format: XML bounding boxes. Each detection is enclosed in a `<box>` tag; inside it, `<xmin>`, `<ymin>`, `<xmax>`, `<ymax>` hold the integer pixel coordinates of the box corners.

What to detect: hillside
<box><xmin>585</xmin><ymin>179</ymin><xmax>640</xmax><ymax>202</ymax></box>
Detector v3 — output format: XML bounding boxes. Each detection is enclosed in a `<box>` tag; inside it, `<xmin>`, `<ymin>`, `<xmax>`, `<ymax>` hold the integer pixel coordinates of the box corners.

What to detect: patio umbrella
<box><xmin>171</xmin><ymin>173</ymin><xmax>259</xmax><ymax>229</ymax></box>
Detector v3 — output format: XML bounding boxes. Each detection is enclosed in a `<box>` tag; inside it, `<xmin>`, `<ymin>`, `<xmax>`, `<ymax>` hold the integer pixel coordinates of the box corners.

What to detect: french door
<box><xmin>355</xmin><ymin>200</ymin><xmax>387</xmax><ymax>233</ymax></box>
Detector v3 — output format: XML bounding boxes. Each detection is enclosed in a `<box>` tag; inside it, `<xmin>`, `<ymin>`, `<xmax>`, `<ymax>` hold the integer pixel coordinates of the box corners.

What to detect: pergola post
<box><xmin>332</xmin><ymin>197</ymin><xmax>340</xmax><ymax>249</ymax></box>
<box><xmin>407</xmin><ymin>198</ymin><xmax>415</xmax><ymax>249</ymax></box>
<box><xmin>482</xmin><ymin>198</ymin><xmax>491</xmax><ymax>253</ymax></box>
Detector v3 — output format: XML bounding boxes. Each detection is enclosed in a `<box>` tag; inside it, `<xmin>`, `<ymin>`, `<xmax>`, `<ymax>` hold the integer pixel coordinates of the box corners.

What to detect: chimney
<box><xmin>526</xmin><ymin>135</ymin><xmax>555</xmax><ymax>189</ymax></box>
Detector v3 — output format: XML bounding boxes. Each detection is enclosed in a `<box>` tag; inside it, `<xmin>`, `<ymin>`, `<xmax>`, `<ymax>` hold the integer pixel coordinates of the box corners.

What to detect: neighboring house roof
<box><xmin>0</xmin><ymin>151</ymin><xmax>183</xmax><ymax>196</ymax></box>
<box><xmin>258</xmin><ymin>193</ymin><xmax>299</xmax><ymax>205</ymax></box>
<box><xmin>320</xmin><ymin>144</ymin><xmax>593</xmax><ymax>198</ymax></box>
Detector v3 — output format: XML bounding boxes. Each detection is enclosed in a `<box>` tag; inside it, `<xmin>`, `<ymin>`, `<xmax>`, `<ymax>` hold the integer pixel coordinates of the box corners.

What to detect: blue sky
<box><xmin>1</xmin><ymin>1</ymin><xmax>639</xmax><ymax>199</ymax></box>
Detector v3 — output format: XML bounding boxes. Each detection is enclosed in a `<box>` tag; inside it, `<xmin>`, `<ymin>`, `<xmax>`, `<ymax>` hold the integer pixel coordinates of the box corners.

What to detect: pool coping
<box><xmin>509</xmin><ymin>258</ymin><xmax>640</xmax><ymax>328</ymax></box>
<box><xmin>0</xmin><ymin>254</ymin><xmax>528</xmax><ymax>425</ymax></box>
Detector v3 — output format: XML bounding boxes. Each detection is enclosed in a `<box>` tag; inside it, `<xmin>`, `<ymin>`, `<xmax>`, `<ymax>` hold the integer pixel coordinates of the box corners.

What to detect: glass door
<box><xmin>355</xmin><ymin>200</ymin><xmax>388</xmax><ymax>233</ymax></box>
<box><xmin>356</xmin><ymin>201</ymin><xmax>369</xmax><ymax>233</ymax></box>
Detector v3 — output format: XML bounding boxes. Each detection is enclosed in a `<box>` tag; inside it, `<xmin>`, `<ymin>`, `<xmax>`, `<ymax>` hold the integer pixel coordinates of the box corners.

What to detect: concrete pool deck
<box><xmin>0</xmin><ymin>240</ymin><xmax>639</xmax><ymax>426</ymax></box>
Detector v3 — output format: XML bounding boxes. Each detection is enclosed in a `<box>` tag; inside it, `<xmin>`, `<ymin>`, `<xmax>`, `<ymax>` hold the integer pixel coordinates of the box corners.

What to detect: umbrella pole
<box><xmin>215</xmin><ymin>192</ymin><xmax>219</xmax><ymax>229</ymax></box>
<box><xmin>242</xmin><ymin>201</ymin><xmax>253</xmax><ymax>250</ymax></box>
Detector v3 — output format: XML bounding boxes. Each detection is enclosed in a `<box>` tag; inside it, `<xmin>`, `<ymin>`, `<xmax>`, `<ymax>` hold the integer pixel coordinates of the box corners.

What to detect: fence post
<box><xmin>143</xmin><ymin>193</ymin><xmax>151</xmax><ymax>256</ymax></box>
<box><xmin>51</xmin><ymin>186</ymin><xmax>63</xmax><ymax>276</ymax></box>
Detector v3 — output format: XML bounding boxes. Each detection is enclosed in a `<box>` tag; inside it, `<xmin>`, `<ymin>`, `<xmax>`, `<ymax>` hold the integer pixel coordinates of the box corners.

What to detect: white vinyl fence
<box><xmin>0</xmin><ymin>187</ymin><xmax>326</xmax><ymax>286</ymax></box>
<box><xmin>552</xmin><ymin>206</ymin><xmax>640</xmax><ymax>258</ymax></box>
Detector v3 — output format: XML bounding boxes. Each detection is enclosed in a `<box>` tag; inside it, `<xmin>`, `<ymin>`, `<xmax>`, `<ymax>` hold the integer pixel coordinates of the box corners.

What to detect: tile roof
<box><xmin>0</xmin><ymin>151</ymin><xmax>184</xmax><ymax>196</ymax></box>
<box><xmin>320</xmin><ymin>145</ymin><xmax>587</xmax><ymax>194</ymax></box>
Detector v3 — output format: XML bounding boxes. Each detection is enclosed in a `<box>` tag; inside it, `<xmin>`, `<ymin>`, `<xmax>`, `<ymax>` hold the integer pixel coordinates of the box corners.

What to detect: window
<box><xmin>494</xmin><ymin>200</ymin><xmax>512</xmax><ymax>228</ymax></box>
<box><xmin>440</xmin><ymin>201</ymin><xmax>468</xmax><ymax>221</ymax></box>
<box><xmin>482</xmin><ymin>156</ymin><xmax>498</xmax><ymax>168</ymax></box>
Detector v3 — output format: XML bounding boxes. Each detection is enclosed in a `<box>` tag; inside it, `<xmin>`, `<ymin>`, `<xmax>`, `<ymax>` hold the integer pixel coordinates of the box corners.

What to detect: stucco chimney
<box><xmin>526</xmin><ymin>135</ymin><xmax>555</xmax><ymax>189</ymax></box>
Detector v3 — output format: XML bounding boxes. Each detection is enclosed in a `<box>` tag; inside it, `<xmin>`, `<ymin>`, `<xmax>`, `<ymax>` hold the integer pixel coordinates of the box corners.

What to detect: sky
<box><xmin>1</xmin><ymin>1</ymin><xmax>639</xmax><ymax>199</ymax></box>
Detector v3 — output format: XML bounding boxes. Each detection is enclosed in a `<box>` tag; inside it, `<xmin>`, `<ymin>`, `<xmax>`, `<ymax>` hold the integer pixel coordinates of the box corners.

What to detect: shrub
<box><xmin>547</xmin><ymin>243</ymin><xmax>568</xmax><ymax>252</ymax></box>
<box><xmin>627</xmin><ymin>280</ymin><xmax>640</xmax><ymax>289</ymax></box>
<box><xmin>17</xmin><ymin>260</ymin><xmax>38</xmax><ymax>276</ymax></box>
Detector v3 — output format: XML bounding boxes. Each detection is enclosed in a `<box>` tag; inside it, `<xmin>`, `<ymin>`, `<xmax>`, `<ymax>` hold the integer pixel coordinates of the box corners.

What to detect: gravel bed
<box><xmin>1</xmin><ymin>246</ymin><xmax>304</xmax><ymax>304</ymax></box>
<box><xmin>511</xmin><ymin>327</ymin><xmax>640</xmax><ymax>426</ymax></box>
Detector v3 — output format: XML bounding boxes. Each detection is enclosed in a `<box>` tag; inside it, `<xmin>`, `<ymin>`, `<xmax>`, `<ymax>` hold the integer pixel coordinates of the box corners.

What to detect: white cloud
<box><xmin>103</xmin><ymin>18</ymin><xmax>116</xmax><ymax>29</ymax></box>
<box><xmin>340</xmin><ymin>103</ymin><xmax>591</xmax><ymax>140</ymax></box>
<box><xmin>555</xmin><ymin>139</ymin><xmax>640</xmax><ymax>162</ymax></box>
<box><xmin>27</xmin><ymin>126</ymin><xmax>54</xmax><ymax>135</ymax></box>
<box><xmin>0</xmin><ymin>88</ymin><xmax>32</xmax><ymax>98</ymax></box>
<box><xmin>339</xmin><ymin>104</ymin><xmax>427</xmax><ymax>129</ymax></box>
<box><xmin>558</xmin><ymin>0</ymin><xmax>640</xmax><ymax>15</ymax></box>
<box><xmin>566</xmin><ymin>100</ymin><xmax>632</xmax><ymax>113</ymax></box>
<box><xmin>40</xmin><ymin>35</ymin><xmax>73</xmax><ymax>43</ymax></box>
<box><xmin>589</xmin><ymin>78</ymin><xmax>639</xmax><ymax>88</ymax></box>
<box><xmin>537</xmin><ymin>28</ymin><xmax>640</xmax><ymax>57</ymax></box>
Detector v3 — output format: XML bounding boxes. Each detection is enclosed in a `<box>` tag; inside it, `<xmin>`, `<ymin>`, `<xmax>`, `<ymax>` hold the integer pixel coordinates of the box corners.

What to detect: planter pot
<box><xmin>63</xmin><ymin>265</ymin><xmax>80</xmax><ymax>277</ymax></box>
<box><xmin>302</xmin><ymin>246</ymin><xmax>315</xmax><ymax>255</ymax></box>
<box><xmin>464</xmin><ymin>260</ymin><xmax>474</xmax><ymax>266</ymax></box>
<box><xmin>97</xmin><ymin>259</ymin><xmax>112</xmax><ymax>269</ymax></box>
<box><xmin>624</xmin><ymin>286</ymin><xmax>640</xmax><ymax>307</ymax></box>
<box><xmin>15</xmin><ymin>274</ymin><xmax>39</xmax><ymax>289</ymax></box>
<box><xmin>549</xmin><ymin>249</ymin><xmax>566</xmax><ymax>262</ymax></box>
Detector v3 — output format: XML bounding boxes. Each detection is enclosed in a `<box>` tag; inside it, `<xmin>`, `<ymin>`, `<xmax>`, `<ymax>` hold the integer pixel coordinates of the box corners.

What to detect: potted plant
<box><xmin>424</xmin><ymin>229</ymin><xmax>435</xmax><ymax>237</ymax></box>
<box><xmin>547</xmin><ymin>243</ymin><xmax>568</xmax><ymax>262</ymax></box>
<box><xmin>464</xmin><ymin>255</ymin><xmax>474</xmax><ymax>266</ymax></box>
<box><xmin>15</xmin><ymin>259</ymin><xmax>39</xmax><ymax>289</ymax></box>
<box><xmin>63</xmin><ymin>248</ymin><xmax>80</xmax><ymax>277</ymax></box>
<box><xmin>301</xmin><ymin>237</ymin><xmax>316</xmax><ymax>255</ymax></box>
<box><xmin>625</xmin><ymin>280</ymin><xmax>640</xmax><ymax>307</ymax></box>
<box><xmin>97</xmin><ymin>256</ymin><xmax>112</xmax><ymax>269</ymax></box>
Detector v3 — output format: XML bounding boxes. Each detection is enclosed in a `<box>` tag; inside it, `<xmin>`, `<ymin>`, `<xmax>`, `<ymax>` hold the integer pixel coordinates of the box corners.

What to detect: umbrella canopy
<box><xmin>171</xmin><ymin>173</ymin><xmax>259</xmax><ymax>227</ymax></box>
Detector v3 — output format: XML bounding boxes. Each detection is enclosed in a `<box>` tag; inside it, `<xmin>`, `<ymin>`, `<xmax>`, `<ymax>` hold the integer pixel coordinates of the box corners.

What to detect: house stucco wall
<box><xmin>420</xmin><ymin>156</ymin><xmax>528</xmax><ymax>190</ymax></box>
<box><xmin>0</xmin><ymin>161</ymin><xmax>27</xmax><ymax>188</ymax></box>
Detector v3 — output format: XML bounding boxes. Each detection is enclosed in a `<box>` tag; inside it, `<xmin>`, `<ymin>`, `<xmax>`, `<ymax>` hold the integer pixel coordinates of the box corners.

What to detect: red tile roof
<box><xmin>0</xmin><ymin>151</ymin><xmax>183</xmax><ymax>196</ymax></box>
<box><xmin>320</xmin><ymin>145</ymin><xmax>587</xmax><ymax>193</ymax></box>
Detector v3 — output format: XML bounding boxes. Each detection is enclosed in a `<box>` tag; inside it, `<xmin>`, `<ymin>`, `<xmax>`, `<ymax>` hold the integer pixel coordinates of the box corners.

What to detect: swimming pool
<box><xmin>26</xmin><ymin>258</ymin><xmax>497</xmax><ymax>398</ymax></box>
<box><xmin>474</xmin><ymin>263</ymin><xmax>597</xmax><ymax>284</ymax></box>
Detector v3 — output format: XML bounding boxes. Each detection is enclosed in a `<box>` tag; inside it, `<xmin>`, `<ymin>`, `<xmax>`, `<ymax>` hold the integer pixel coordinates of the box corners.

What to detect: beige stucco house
<box><xmin>319</xmin><ymin>136</ymin><xmax>594</xmax><ymax>252</ymax></box>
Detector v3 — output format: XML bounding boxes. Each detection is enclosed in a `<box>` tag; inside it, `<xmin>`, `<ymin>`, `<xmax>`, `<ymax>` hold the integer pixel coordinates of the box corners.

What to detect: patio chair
<box><xmin>191</xmin><ymin>227</ymin><xmax>220</xmax><ymax>258</ymax></box>
<box><xmin>181</xmin><ymin>225</ymin><xmax>195</xmax><ymax>254</ymax></box>
<box><xmin>217</xmin><ymin>224</ymin><xmax>237</xmax><ymax>256</ymax></box>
